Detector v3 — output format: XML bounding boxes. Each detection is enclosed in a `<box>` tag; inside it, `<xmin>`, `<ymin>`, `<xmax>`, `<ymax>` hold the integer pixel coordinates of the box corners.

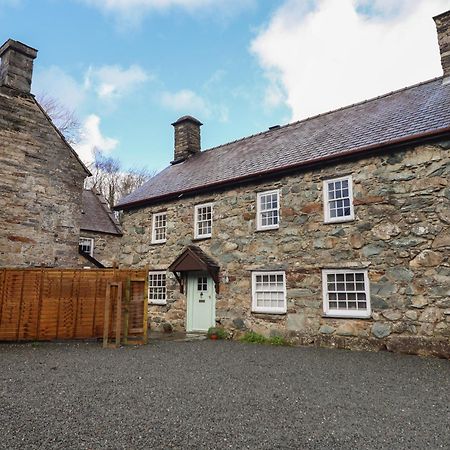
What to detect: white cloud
<box><xmin>161</xmin><ymin>89</ymin><xmax>211</xmax><ymax>118</ymax></box>
<box><xmin>85</xmin><ymin>64</ymin><xmax>150</xmax><ymax>100</ymax></box>
<box><xmin>251</xmin><ymin>0</ymin><xmax>448</xmax><ymax>120</ymax></box>
<box><xmin>34</xmin><ymin>66</ymin><xmax>86</xmax><ymax>110</ymax></box>
<box><xmin>160</xmin><ymin>88</ymin><xmax>230</xmax><ymax>123</ymax></box>
<box><xmin>82</xmin><ymin>0</ymin><xmax>255</xmax><ymax>24</ymax></box>
<box><xmin>73</xmin><ymin>114</ymin><xmax>119</xmax><ymax>164</ymax></box>
<box><xmin>35</xmin><ymin>63</ymin><xmax>150</xmax><ymax>111</ymax></box>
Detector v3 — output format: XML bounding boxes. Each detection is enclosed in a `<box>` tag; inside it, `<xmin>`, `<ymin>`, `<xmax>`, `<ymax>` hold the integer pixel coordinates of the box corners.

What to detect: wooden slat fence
<box><xmin>0</xmin><ymin>268</ymin><xmax>148</xmax><ymax>343</ymax></box>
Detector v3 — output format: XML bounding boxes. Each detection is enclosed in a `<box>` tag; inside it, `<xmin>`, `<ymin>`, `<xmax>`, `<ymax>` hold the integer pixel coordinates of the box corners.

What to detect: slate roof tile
<box><xmin>116</xmin><ymin>77</ymin><xmax>450</xmax><ymax>209</ymax></box>
<box><xmin>81</xmin><ymin>189</ymin><xmax>122</xmax><ymax>235</ymax></box>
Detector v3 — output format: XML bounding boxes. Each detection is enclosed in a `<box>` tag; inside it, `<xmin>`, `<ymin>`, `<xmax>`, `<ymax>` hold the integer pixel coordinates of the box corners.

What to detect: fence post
<box><xmin>143</xmin><ymin>266</ymin><xmax>149</xmax><ymax>344</ymax></box>
<box><xmin>36</xmin><ymin>269</ymin><xmax>44</xmax><ymax>340</ymax></box>
<box><xmin>0</xmin><ymin>269</ymin><xmax>6</xmax><ymax>326</ymax></box>
<box><xmin>103</xmin><ymin>282</ymin><xmax>111</xmax><ymax>348</ymax></box>
<box><xmin>123</xmin><ymin>277</ymin><xmax>131</xmax><ymax>345</ymax></box>
<box><xmin>115</xmin><ymin>281</ymin><xmax>122</xmax><ymax>348</ymax></box>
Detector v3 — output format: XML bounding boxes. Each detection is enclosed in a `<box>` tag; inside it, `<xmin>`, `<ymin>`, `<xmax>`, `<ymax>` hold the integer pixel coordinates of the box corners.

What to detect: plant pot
<box><xmin>210</xmin><ymin>334</ymin><xmax>218</xmax><ymax>340</ymax></box>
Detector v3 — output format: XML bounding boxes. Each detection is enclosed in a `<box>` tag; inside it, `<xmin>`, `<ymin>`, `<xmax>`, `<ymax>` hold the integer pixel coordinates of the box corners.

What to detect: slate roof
<box><xmin>81</xmin><ymin>189</ymin><xmax>122</xmax><ymax>235</ymax></box>
<box><xmin>116</xmin><ymin>77</ymin><xmax>450</xmax><ymax>210</ymax></box>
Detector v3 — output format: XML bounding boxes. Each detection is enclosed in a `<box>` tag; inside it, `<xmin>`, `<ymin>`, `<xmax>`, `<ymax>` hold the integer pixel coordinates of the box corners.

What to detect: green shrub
<box><xmin>207</xmin><ymin>327</ymin><xmax>229</xmax><ymax>339</ymax></box>
<box><xmin>268</xmin><ymin>335</ymin><xmax>290</xmax><ymax>346</ymax></box>
<box><xmin>240</xmin><ymin>331</ymin><xmax>290</xmax><ymax>346</ymax></box>
<box><xmin>239</xmin><ymin>331</ymin><xmax>268</xmax><ymax>344</ymax></box>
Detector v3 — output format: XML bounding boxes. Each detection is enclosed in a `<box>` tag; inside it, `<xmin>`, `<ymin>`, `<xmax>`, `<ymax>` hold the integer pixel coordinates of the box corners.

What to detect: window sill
<box><xmin>251</xmin><ymin>311</ymin><xmax>286</xmax><ymax>318</ymax></box>
<box><xmin>151</xmin><ymin>241</ymin><xmax>167</xmax><ymax>245</ymax></box>
<box><xmin>324</xmin><ymin>217</ymin><xmax>354</xmax><ymax>225</ymax></box>
<box><xmin>322</xmin><ymin>314</ymin><xmax>371</xmax><ymax>320</ymax></box>
<box><xmin>192</xmin><ymin>236</ymin><xmax>212</xmax><ymax>242</ymax></box>
<box><xmin>149</xmin><ymin>302</ymin><xmax>167</xmax><ymax>306</ymax></box>
<box><xmin>255</xmin><ymin>227</ymin><xmax>279</xmax><ymax>233</ymax></box>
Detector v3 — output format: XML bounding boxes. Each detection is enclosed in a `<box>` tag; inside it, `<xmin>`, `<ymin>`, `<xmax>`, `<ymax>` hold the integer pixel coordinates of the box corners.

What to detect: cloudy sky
<box><xmin>0</xmin><ymin>0</ymin><xmax>447</xmax><ymax>170</ymax></box>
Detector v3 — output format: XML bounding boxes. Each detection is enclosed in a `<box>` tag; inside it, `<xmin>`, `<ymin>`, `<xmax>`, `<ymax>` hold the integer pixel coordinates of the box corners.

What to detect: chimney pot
<box><xmin>0</xmin><ymin>39</ymin><xmax>38</xmax><ymax>93</ymax></box>
<box><xmin>171</xmin><ymin>115</ymin><xmax>202</xmax><ymax>164</ymax></box>
<box><xmin>434</xmin><ymin>10</ymin><xmax>450</xmax><ymax>81</ymax></box>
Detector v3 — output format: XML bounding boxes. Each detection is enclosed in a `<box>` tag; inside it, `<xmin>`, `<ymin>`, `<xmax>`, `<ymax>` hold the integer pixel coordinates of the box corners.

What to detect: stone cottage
<box><xmin>0</xmin><ymin>39</ymin><xmax>90</xmax><ymax>267</ymax></box>
<box><xmin>115</xmin><ymin>11</ymin><xmax>450</xmax><ymax>357</ymax></box>
<box><xmin>79</xmin><ymin>189</ymin><xmax>122</xmax><ymax>268</ymax></box>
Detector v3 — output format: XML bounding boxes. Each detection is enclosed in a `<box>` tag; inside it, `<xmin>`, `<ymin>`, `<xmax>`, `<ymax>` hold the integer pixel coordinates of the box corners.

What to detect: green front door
<box><xmin>186</xmin><ymin>272</ymin><xmax>216</xmax><ymax>332</ymax></box>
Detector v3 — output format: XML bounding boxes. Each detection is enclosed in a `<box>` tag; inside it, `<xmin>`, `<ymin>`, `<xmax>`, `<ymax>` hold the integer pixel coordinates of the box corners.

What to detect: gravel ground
<box><xmin>0</xmin><ymin>340</ymin><xmax>449</xmax><ymax>450</ymax></box>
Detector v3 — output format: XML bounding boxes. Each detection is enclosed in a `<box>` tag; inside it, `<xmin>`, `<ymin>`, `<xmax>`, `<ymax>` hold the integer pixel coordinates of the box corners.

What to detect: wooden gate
<box><xmin>0</xmin><ymin>268</ymin><xmax>148</xmax><ymax>343</ymax></box>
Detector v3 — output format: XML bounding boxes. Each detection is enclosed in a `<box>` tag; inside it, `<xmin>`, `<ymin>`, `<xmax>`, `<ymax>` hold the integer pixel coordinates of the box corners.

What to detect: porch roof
<box><xmin>169</xmin><ymin>245</ymin><xmax>220</xmax><ymax>293</ymax></box>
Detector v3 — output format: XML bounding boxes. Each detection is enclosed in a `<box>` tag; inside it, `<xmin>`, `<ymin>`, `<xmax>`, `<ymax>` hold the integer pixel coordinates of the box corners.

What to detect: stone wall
<box><xmin>78</xmin><ymin>231</ymin><xmax>122</xmax><ymax>268</ymax></box>
<box><xmin>0</xmin><ymin>88</ymin><xmax>87</xmax><ymax>267</ymax></box>
<box><xmin>120</xmin><ymin>142</ymin><xmax>450</xmax><ymax>357</ymax></box>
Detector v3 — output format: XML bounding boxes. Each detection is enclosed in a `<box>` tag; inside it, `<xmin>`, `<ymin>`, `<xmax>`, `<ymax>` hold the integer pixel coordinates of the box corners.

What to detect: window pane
<box><xmin>196</xmin><ymin>205</ymin><xmax>212</xmax><ymax>236</ymax></box>
<box><xmin>326</xmin><ymin>177</ymin><xmax>353</xmax><ymax>221</ymax></box>
<box><xmin>258</xmin><ymin>191</ymin><xmax>279</xmax><ymax>228</ymax></box>
<box><xmin>149</xmin><ymin>273</ymin><xmax>167</xmax><ymax>303</ymax></box>
<box><xmin>253</xmin><ymin>272</ymin><xmax>285</xmax><ymax>312</ymax></box>
<box><xmin>325</xmin><ymin>271</ymin><xmax>369</xmax><ymax>314</ymax></box>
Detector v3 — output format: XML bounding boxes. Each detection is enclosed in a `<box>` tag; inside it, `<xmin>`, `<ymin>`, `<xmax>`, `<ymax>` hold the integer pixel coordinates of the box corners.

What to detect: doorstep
<box><xmin>149</xmin><ymin>331</ymin><xmax>207</xmax><ymax>342</ymax></box>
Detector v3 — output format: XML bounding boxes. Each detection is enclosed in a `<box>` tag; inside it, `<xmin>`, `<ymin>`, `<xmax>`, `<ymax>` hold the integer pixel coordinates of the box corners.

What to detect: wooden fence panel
<box><xmin>76</xmin><ymin>271</ymin><xmax>98</xmax><ymax>339</ymax></box>
<box><xmin>39</xmin><ymin>270</ymin><xmax>60</xmax><ymax>340</ymax></box>
<box><xmin>0</xmin><ymin>270</ymin><xmax>23</xmax><ymax>340</ymax></box>
<box><xmin>57</xmin><ymin>271</ymin><xmax>76</xmax><ymax>339</ymax></box>
<box><xmin>129</xmin><ymin>280</ymin><xmax>145</xmax><ymax>334</ymax></box>
<box><xmin>0</xmin><ymin>268</ymin><xmax>147</xmax><ymax>343</ymax></box>
<box><xmin>18</xmin><ymin>270</ymin><xmax>41</xmax><ymax>340</ymax></box>
<box><xmin>95</xmin><ymin>271</ymin><xmax>112</xmax><ymax>337</ymax></box>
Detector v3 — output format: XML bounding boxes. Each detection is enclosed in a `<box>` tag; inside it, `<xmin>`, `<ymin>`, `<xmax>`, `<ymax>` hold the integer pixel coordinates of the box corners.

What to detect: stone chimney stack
<box><xmin>434</xmin><ymin>10</ymin><xmax>450</xmax><ymax>81</ymax></box>
<box><xmin>171</xmin><ymin>116</ymin><xmax>202</xmax><ymax>164</ymax></box>
<box><xmin>0</xmin><ymin>39</ymin><xmax>38</xmax><ymax>93</ymax></box>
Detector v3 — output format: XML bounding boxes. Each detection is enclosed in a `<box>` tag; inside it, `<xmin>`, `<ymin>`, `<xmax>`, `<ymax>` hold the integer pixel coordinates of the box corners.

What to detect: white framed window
<box><xmin>322</xmin><ymin>269</ymin><xmax>371</xmax><ymax>318</ymax></box>
<box><xmin>252</xmin><ymin>271</ymin><xmax>286</xmax><ymax>314</ymax></box>
<box><xmin>148</xmin><ymin>271</ymin><xmax>167</xmax><ymax>305</ymax></box>
<box><xmin>257</xmin><ymin>189</ymin><xmax>280</xmax><ymax>231</ymax></box>
<box><xmin>79</xmin><ymin>237</ymin><xmax>94</xmax><ymax>257</ymax></box>
<box><xmin>194</xmin><ymin>203</ymin><xmax>213</xmax><ymax>239</ymax></box>
<box><xmin>152</xmin><ymin>212</ymin><xmax>167</xmax><ymax>244</ymax></box>
<box><xmin>323</xmin><ymin>175</ymin><xmax>354</xmax><ymax>223</ymax></box>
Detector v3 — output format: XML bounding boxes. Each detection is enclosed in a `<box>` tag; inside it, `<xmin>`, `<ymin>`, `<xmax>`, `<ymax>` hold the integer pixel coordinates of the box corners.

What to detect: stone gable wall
<box><xmin>78</xmin><ymin>231</ymin><xmax>122</xmax><ymax>268</ymax></box>
<box><xmin>120</xmin><ymin>143</ymin><xmax>450</xmax><ymax>357</ymax></box>
<box><xmin>0</xmin><ymin>89</ymin><xmax>87</xmax><ymax>267</ymax></box>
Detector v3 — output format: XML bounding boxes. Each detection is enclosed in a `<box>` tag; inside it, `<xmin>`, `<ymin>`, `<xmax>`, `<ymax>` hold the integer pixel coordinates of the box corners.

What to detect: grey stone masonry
<box><xmin>78</xmin><ymin>231</ymin><xmax>122</xmax><ymax>268</ymax></box>
<box><xmin>0</xmin><ymin>39</ymin><xmax>37</xmax><ymax>93</ymax></box>
<box><xmin>171</xmin><ymin>116</ymin><xmax>202</xmax><ymax>163</ymax></box>
<box><xmin>119</xmin><ymin>142</ymin><xmax>450</xmax><ymax>358</ymax></box>
<box><xmin>434</xmin><ymin>10</ymin><xmax>450</xmax><ymax>80</ymax></box>
<box><xmin>0</xmin><ymin>38</ymin><xmax>89</xmax><ymax>267</ymax></box>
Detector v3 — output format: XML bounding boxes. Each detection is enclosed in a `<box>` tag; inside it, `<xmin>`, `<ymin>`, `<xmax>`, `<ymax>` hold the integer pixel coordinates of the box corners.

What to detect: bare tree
<box><xmin>36</xmin><ymin>93</ymin><xmax>152</xmax><ymax>208</ymax></box>
<box><xmin>85</xmin><ymin>149</ymin><xmax>155</xmax><ymax>209</ymax></box>
<box><xmin>37</xmin><ymin>93</ymin><xmax>81</xmax><ymax>144</ymax></box>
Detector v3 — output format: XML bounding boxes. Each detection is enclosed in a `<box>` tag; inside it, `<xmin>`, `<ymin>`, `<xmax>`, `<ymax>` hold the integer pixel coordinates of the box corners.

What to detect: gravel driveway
<box><xmin>0</xmin><ymin>340</ymin><xmax>449</xmax><ymax>450</ymax></box>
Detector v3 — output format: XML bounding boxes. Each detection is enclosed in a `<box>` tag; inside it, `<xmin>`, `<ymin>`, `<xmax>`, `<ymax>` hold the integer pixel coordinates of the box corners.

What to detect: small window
<box><xmin>79</xmin><ymin>237</ymin><xmax>94</xmax><ymax>257</ymax></box>
<box><xmin>257</xmin><ymin>190</ymin><xmax>280</xmax><ymax>231</ymax></box>
<box><xmin>197</xmin><ymin>276</ymin><xmax>207</xmax><ymax>291</ymax></box>
<box><xmin>194</xmin><ymin>203</ymin><xmax>213</xmax><ymax>239</ymax></box>
<box><xmin>322</xmin><ymin>269</ymin><xmax>371</xmax><ymax>318</ymax></box>
<box><xmin>323</xmin><ymin>176</ymin><xmax>354</xmax><ymax>223</ymax></box>
<box><xmin>148</xmin><ymin>271</ymin><xmax>167</xmax><ymax>305</ymax></box>
<box><xmin>252</xmin><ymin>271</ymin><xmax>286</xmax><ymax>314</ymax></box>
<box><xmin>152</xmin><ymin>212</ymin><xmax>167</xmax><ymax>244</ymax></box>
